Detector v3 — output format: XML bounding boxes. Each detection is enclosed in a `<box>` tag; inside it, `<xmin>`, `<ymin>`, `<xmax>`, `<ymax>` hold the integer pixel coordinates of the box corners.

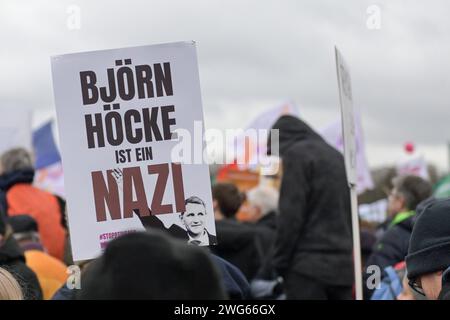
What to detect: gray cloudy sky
<box><xmin>1</xmin><ymin>0</ymin><xmax>449</xmax><ymax>170</ymax></box>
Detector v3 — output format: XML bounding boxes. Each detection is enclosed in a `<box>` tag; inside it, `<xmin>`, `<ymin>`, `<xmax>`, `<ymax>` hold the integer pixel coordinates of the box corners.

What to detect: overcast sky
<box><xmin>1</xmin><ymin>0</ymin><xmax>449</xmax><ymax>171</ymax></box>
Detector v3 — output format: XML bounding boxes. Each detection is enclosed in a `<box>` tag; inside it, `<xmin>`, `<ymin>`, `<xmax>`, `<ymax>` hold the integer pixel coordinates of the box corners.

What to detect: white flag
<box><xmin>320</xmin><ymin>112</ymin><xmax>374</xmax><ymax>194</ymax></box>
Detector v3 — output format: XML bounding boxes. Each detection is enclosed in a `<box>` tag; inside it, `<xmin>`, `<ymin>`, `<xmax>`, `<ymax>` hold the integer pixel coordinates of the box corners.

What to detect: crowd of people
<box><xmin>0</xmin><ymin>114</ymin><xmax>449</xmax><ymax>300</ymax></box>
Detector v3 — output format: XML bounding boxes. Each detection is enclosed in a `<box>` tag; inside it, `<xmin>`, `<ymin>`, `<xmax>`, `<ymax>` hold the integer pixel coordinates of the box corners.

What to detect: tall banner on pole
<box><xmin>320</xmin><ymin>116</ymin><xmax>374</xmax><ymax>194</ymax></box>
<box><xmin>51</xmin><ymin>42</ymin><xmax>216</xmax><ymax>261</ymax></box>
<box><xmin>335</xmin><ymin>46</ymin><xmax>363</xmax><ymax>300</ymax></box>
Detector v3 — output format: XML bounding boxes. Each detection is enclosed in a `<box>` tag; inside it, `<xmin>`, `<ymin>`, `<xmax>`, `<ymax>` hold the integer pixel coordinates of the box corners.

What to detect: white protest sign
<box><xmin>320</xmin><ymin>115</ymin><xmax>374</xmax><ymax>194</ymax></box>
<box><xmin>396</xmin><ymin>154</ymin><xmax>429</xmax><ymax>180</ymax></box>
<box><xmin>335</xmin><ymin>47</ymin><xmax>357</xmax><ymax>185</ymax></box>
<box><xmin>51</xmin><ymin>42</ymin><xmax>216</xmax><ymax>261</ymax></box>
<box><xmin>335</xmin><ymin>46</ymin><xmax>363</xmax><ymax>300</ymax></box>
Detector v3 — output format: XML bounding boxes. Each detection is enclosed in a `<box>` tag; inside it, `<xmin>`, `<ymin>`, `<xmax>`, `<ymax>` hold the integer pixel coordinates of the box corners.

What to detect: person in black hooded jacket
<box><xmin>0</xmin><ymin>213</ymin><xmax>43</xmax><ymax>300</ymax></box>
<box><xmin>267</xmin><ymin>115</ymin><xmax>353</xmax><ymax>300</ymax></box>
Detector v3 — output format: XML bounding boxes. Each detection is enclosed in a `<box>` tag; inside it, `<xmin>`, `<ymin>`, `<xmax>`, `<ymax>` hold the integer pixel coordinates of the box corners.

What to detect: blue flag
<box><xmin>32</xmin><ymin>121</ymin><xmax>61</xmax><ymax>169</ymax></box>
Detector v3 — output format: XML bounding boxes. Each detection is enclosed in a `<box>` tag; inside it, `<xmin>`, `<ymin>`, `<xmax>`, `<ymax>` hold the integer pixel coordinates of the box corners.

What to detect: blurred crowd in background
<box><xmin>1</xmin><ymin>110</ymin><xmax>450</xmax><ymax>300</ymax></box>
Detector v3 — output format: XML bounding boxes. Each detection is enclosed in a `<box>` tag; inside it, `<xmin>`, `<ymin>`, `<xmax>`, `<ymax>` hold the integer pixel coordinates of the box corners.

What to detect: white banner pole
<box><xmin>335</xmin><ymin>46</ymin><xmax>363</xmax><ymax>300</ymax></box>
<box><xmin>350</xmin><ymin>184</ymin><xmax>363</xmax><ymax>300</ymax></box>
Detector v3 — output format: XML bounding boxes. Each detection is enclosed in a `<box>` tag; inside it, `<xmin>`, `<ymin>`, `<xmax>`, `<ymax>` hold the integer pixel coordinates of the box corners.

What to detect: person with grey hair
<box><xmin>245</xmin><ymin>185</ymin><xmax>283</xmax><ymax>298</ymax></box>
<box><xmin>245</xmin><ymin>185</ymin><xmax>279</xmax><ymax>260</ymax></box>
<box><xmin>0</xmin><ymin>147</ymin><xmax>67</xmax><ymax>261</ymax></box>
<box><xmin>363</xmin><ymin>175</ymin><xmax>432</xmax><ymax>299</ymax></box>
<box><xmin>0</xmin><ymin>148</ymin><xmax>34</xmax><ymax>174</ymax></box>
<box><xmin>246</xmin><ymin>185</ymin><xmax>279</xmax><ymax>227</ymax></box>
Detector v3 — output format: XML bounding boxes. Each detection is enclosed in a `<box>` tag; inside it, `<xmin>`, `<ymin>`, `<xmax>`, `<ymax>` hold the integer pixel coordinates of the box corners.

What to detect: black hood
<box><xmin>0</xmin><ymin>169</ymin><xmax>35</xmax><ymax>191</ymax></box>
<box><xmin>267</xmin><ymin>115</ymin><xmax>324</xmax><ymax>157</ymax></box>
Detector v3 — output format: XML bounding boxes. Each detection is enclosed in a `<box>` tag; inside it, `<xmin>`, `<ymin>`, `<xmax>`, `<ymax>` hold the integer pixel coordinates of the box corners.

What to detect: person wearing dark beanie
<box><xmin>77</xmin><ymin>230</ymin><xmax>227</xmax><ymax>299</ymax></box>
<box><xmin>406</xmin><ymin>197</ymin><xmax>450</xmax><ymax>300</ymax></box>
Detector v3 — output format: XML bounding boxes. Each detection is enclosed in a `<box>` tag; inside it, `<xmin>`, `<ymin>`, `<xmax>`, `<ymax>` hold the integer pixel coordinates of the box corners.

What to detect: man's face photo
<box><xmin>180</xmin><ymin>202</ymin><xmax>207</xmax><ymax>236</ymax></box>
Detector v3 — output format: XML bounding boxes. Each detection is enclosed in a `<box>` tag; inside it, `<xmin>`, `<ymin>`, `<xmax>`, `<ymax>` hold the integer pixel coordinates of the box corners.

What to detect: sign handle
<box><xmin>350</xmin><ymin>184</ymin><xmax>363</xmax><ymax>300</ymax></box>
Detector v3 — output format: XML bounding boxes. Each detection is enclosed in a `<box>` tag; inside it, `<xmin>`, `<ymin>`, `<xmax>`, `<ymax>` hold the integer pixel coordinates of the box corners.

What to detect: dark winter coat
<box><xmin>0</xmin><ymin>236</ymin><xmax>43</xmax><ymax>300</ymax></box>
<box><xmin>366</xmin><ymin>214</ymin><xmax>415</xmax><ymax>272</ymax></box>
<box><xmin>210</xmin><ymin>254</ymin><xmax>251</xmax><ymax>300</ymax></box>
<box><xmin>0</xmin><ymin>169</ymin><xmax>67</xmax><ymax>260</ymax></box>
<box><xmin>211</xmin><ymin>219</ymin><xmax>262</xmax><ymax>281</ymax></box>
<box><xmin>244</xmin><ymin>212</ymin><xmax>278</xmax><ymax>280</ymax></box>
<box><xmin>269</xmin><ymin>115</ymin><xmax>353</xmax><ymax>286</ymax></box>
<box><xmin>256</xmin><ymin>211</ymin><xmax>277</xmax><ymax>230</ymax></box>
<box><xmin>363</xmin><ymin>213</ymin><xmax>415</xmax><ymax>299</ymax></box>
<box><xmin>254</xmin><ymin>211</ymin><xmax>277</xmax><ymax>250</ymax></box>
<box><xmin>245</xmin><ymin>211</ymin><xmax>277</xmax><ymax>259</ymax></box>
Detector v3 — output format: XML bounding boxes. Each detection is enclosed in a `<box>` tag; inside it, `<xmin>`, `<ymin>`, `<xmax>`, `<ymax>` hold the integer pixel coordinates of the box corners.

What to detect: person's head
<box><xmin>212</xmin><ymin>183</ymin><xmax>243</xmax><ymax>220</ymax></box>
<box><xmin>246</xmin><ymin>185</ymin><xmax>279</xmax><ymax>223</ymax></box>
<box><xmin>180</xmin><ymin>196</ymin><xmax>207</xmax><ymax>237</ymax></box>
<box><xmin>0</xmin><ymin>267</ymin><xmax>23</xmax><ymax>300</ymax></box>
<box><xmin>387</xmin><ymin>175</ymin><xmax>432</xmax><ymax>218</ymax></box>
<box><xmin>78</xmin><ymin>231</ymin><xmax>226</xmax><ymax>299</ymax></box>
<box><xmin>7</xmin><ymin>215</ymin><xmax>41</xmax><ymax>249</ymax></box>
<box><xmin>406</xmin><ymin>198</ymin><xmax>450</xmax><ymax>300</ymax></box>
<box><xmin>0</xmin><ymin>148</ymin><xmax>34</xmax><ymax>175</ymax></box>
<box><xmin>267</xmin><ymin>115</ymin><xmax>321</xmax><ymax>157</ymax></box>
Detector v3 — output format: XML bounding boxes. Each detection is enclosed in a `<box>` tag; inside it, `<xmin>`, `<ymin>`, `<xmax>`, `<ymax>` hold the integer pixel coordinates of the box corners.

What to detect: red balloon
<box><xmin>404</xmin><ymin>142</ymin><xmax>415</xmax><ymax>153</ymax></box>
